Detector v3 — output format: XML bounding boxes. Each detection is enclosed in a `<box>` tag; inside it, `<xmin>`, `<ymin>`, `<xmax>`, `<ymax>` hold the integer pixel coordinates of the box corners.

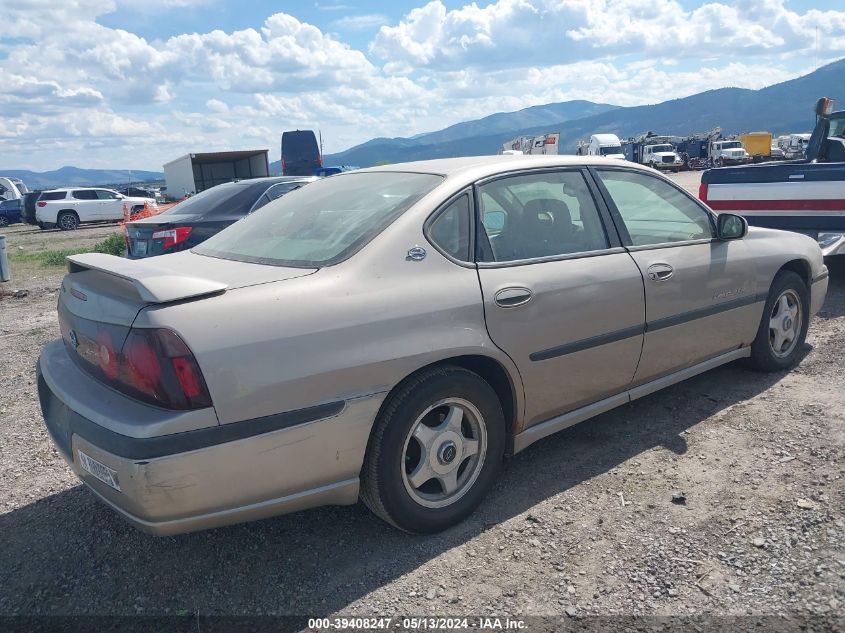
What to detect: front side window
<box><xmin>596</xmin><ymin>169</ymin><xmax>714</xmax><ymax>246</ymax></box>
<box><xmin>195</xmin><ymin>172</ymin><xmax>443</xmax><ymax>267</ymax></box>
<box><xmin>72</xmin><ymin>190</ymin><xmax>98</xmax><ymax>200</ymax></box>
<box><xmin>477</xmin><ymin>170</ymin><xmax>609</xmax><ymax>262</ymax></box>
<box><xmin>95</xmin><ymin>190</ymin><xmax>119</xmax><ymax>200</ymax></box>
<box><xmin>428</xmin><ymin>194</ymin><xmax>470</xmax><ymax>261</ymax></box>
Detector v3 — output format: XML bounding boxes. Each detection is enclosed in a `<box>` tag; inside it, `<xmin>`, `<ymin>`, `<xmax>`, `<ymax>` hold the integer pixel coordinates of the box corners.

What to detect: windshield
<box><xmin>599</xmin><ymin>145</ymin><xmax>623</xmax><ymax>155</ymax></box>
<box><xmin>650</xmin><ymin>145</ymin><xmax>673</xmax><ymax>153</ymax></box>
<box><xmin>194</xmin><ymin>172</ymin><xmax>443</xmax><ymax>267</ymax></box>
<box><xmin>720</xmin><ymin>142</ymin><xmax>742</xmax><ymax>149</ymax></box>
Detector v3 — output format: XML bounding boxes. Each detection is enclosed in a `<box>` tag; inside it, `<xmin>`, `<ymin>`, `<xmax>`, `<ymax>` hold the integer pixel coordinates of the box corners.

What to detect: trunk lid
<box><xmin>61</xmin><ymin>250</ymin><xmax>316</xmax><ymax>325</ymax></box>
<box><xmin>58</xmin><ymin>251</ymin><xmax>316</xmax><ymax>391</ymax></box>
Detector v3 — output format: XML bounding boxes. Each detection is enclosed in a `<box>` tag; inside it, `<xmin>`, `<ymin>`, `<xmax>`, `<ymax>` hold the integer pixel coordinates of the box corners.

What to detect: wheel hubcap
<box><xmin>401</xmin><ymin>398</ymin><xmax>487</xmax><ymax>509</ymax></box>
<box><xmin>769</xmin><ymin>289</ymin><xmax>802</xmax><ymax>358</ymax></box>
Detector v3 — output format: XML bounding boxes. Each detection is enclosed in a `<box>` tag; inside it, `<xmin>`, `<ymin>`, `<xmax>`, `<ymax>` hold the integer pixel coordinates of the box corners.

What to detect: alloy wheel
<box><xmin>401</xmin><ymin>398</ymin><xmax>487</xmax><ymax>509</ymax></box>
<box><xmin>769</xmin><ymin>289</ymin><xmax>802</xmax><ymax>358</ymax></box>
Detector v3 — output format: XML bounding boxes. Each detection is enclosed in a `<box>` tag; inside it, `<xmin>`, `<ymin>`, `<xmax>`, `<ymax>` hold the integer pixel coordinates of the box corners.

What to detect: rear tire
<box><xmin>0</xmin><ymin>216</ymin><xmax>8</xmax><ymax>227</ymax></box>
<box><xmin>361</xmin><ymin>366</ymin><xmax>505</xmax><ymax>533</ymax></box>
<box><xmin>748</xmin><ymin>271</ymin><xmax>809</xmax><ymax>372</ymax></box>
<box><xmin>57</xmin><ymin>211</ymin><xmax>79</xmax><ymax>231</ymax></box>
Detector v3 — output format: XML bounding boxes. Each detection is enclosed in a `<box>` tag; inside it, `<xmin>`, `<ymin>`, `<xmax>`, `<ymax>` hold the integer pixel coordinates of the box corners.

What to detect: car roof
<box><xmin>355</xmin><ymin>155</ymin><xmax>655</xmax><ymax>179</ymax></box>
<box><xmin>41</xmin><ymin>187</ymin><xmax>115</xmax><ymax>192</ymax></box>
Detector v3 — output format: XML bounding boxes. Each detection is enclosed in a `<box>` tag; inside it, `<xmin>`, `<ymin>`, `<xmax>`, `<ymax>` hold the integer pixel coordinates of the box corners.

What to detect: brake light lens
<box><xmin>699</xmin><ymin>183</ymin><xmax>708</xmax><ymax>202</ymax></box>
<box><xmin>152</xmin><ymin>226</ymin><xmax>192</xmax><ymax>249</ymax></box>
<box><xmin>37</xmin><ymin>201</ymin><xmax>47</xmax><ymax>207</ymax></box>
<box><xmin>59</xmin><ymin>305</ymin><xmax>212</xmax><ymax>410</ymax></box>
<box><xmin>545</xmin><ymin>136</ymin><xmax>556</xmax><ymax>145</ymax></box>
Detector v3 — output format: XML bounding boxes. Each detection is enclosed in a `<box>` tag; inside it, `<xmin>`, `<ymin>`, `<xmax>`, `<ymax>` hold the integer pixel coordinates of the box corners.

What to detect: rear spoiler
<box><xmin>67</xmin><ymin>253</ymin><xmax>227</xmax><ymax>304</ymax></box>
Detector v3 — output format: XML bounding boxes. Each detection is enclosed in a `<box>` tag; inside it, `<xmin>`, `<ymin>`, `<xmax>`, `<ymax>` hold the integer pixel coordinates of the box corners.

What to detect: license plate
<box><xmin>133</xmin><ymin>240</ymin><xmax>148</xmax><ymax>256</ymax></box>
<box><xmin>78</xmin><ymin>450</ymin><xmax>121</xmax><ymax>491</ymax></box>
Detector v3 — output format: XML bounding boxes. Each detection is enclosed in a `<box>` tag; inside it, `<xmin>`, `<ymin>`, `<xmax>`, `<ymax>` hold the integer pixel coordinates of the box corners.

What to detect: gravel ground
<box><xmin>0</xmin><ymin>191</ymin><xmax>843</xmax><ymax>626</ymax></box>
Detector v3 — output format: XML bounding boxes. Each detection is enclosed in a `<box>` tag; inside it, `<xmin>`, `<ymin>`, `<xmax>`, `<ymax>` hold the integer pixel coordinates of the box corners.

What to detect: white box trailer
<box><xmin>163</xmin><ymin>149</ymin><xmax>270</xmax><ymax>197</ymax></box>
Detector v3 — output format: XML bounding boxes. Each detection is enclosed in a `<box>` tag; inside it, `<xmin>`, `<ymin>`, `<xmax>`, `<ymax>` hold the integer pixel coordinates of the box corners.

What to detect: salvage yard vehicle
<box><xmin>0</xmin><ymin>198</ymin><xmax>23</xmax><ymax>226</ymax></box>
<box><xmin>709</xmin><ymin>139</ymin><xmax>750</xmax><ymax>166</ymax></box>
<box><xmin>37</xmin><ymin>155</ymin><xmax>828</xmax><ymax>536</ymax></box>
<box><xmin>701</xmin><ymin>97</ymin><xmax>845</xmax><ymax>256</ymax></box>
<box><xmin>35</xmin><ymin>188</ymin><xmax>157</xmax><ymax>230</ymax></box>
<box><xmin>125</xmin><ymin>176</ymin><xmax>315</xmax><ymax>258</ymax></box>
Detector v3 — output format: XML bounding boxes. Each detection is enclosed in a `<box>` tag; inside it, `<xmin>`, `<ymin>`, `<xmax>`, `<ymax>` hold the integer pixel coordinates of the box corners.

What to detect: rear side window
<box><xmin>40</xmin><ymin>191</ymin><xmax>67</xmax><ymax>201</ymax></box>
<box><xmin>596</xmin><ymin>169</ymin><xmax>714</xmax><ymax>246</ymax></box>
<box><xmin>72</xmin><ymin>190</ymin><xmax>98</xmax><ymax>200</ymax></box>
<box><xmin>428</xmin><ymin>194</ymin><xmax>471</xmax><ymax>261</ymax></box>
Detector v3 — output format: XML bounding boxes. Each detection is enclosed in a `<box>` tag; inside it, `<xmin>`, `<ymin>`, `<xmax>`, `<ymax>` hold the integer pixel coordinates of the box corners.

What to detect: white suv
<box><xmin>35</xmin><ymin>188</ymin><xmax>157</xmax><ymax>230</ymax></box>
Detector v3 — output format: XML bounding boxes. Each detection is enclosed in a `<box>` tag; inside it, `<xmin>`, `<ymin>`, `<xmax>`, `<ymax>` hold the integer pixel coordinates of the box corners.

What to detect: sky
<box><xmin>1</xmin><ymin>0</ymin><xmax>844</xmax><ymax>172</ymax></box>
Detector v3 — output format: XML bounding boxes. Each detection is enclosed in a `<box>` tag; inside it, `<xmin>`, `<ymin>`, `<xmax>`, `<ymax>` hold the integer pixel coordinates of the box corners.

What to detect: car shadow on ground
<box><xmin>0</xmin><ymin>358</ymin><xmax>793</xmax><ymax>616</ymax></box>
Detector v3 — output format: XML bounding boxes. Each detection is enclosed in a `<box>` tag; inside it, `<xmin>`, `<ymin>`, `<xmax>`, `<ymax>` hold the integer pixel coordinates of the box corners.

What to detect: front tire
<box><xmin>57</xmin><ymin>211</ymin><xmax>79</xmax><ymax>231</ymax></box>
<box><xmin>361</xmin><ymin>366</ymin><xmax>505</xmax><ymax>533</ymax></box>
<box><xmin>748</xmin><ymin>271</ymin><xmax>809</xmax><ymax>372</ymax></box>
<box><xmin>0</xmin><ymin>216</ymin><xmax>8</xmax><ymax>227</ymax></box>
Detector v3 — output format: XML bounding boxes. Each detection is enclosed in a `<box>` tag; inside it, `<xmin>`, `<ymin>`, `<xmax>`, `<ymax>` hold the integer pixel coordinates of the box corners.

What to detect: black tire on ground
<box><xmin>57</xmin><ymin>211</ymin><xmax>79</xmax><ymax>231</ymax></box>
<box><xmin>748</xmin><ymin>270</ymin><xmax>810</xmax><ymax>372</ymax></box>
<box><xmin>360</xmin><ymin>365</ymin><xmax>506</xmax><ymax>533</ymax></box>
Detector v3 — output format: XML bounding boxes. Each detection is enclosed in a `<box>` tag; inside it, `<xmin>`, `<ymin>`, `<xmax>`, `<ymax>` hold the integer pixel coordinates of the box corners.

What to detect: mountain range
<box><xmin>0</xmin><ymin>166</ymin><xmax>163</xmax><ymax>190</ymax></box>
<box><xmin>322</xmin><ymin>57</ymin><xmax>845</xmax><ymax>166</ymax></box>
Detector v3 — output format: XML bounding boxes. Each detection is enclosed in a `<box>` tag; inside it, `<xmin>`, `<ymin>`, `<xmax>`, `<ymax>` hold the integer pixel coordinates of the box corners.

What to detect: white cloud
<box><xmin>330</xmin><ymin>14</ymin><xmax>390</xmax><ymax>31</ymax></box>
<box><xmin>370</xmin><ymin>0</ymin><xmax>845</xmax><ymax>69</ymax></box>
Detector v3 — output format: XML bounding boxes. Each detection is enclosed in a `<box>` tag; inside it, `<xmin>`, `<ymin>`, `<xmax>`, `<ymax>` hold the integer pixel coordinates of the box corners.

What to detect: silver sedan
<box><xmin>37</xmin><ymin>156</ymin><xmax>829</xmax><ymax>535</ymax></box>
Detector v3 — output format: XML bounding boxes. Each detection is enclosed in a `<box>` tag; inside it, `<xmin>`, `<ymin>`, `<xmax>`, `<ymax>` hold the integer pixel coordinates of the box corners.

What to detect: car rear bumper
<box><xmin>37</xmin><ymin>340</ymin><xmax>382</xmax><ymax>535</ymax></box>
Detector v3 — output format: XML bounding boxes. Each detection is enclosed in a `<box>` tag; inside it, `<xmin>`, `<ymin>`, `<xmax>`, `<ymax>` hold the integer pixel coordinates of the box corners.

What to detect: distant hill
<box><xmin>0</xmin><ymin>166</ymin><xmax>163</xmax><ymax>190</ymax></box>
<box><xmin>323</xmin><ymin>100</ymin><xmax>619</xmax><ymax>167</ymax></box>
<box><xmin>324</xmin><ymin>58</ymin><xmax>845</xmax><ymax>166</ymax></box>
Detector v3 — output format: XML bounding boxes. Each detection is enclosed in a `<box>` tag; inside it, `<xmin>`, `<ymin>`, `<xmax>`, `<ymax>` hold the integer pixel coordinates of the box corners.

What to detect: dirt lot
<box><xmin>0</xmin><ymin>181</ymin><xmax>843</xmax><ymax>627</ymax></box>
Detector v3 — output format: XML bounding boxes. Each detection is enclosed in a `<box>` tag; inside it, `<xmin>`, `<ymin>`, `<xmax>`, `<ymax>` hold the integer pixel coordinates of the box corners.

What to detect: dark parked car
<box><xmin>125</xmin><ymin>176</ymin><xmax>315</xmax><ymax>258</ymax></box>
<box><xmin>22</xmin><ymin>191</ymin><xmax>42</xmax><ymax>225</ymax></box>
<box><xmin>0</xmin><ymin>198</ymin><xmax>23</xmax><ymax>226</ymax></box>
<box><xmin>281</xmin><ymin>130</ymin><xmax>322</xmax><ymax>176</ymax></box>
<box><xmin>118</xmin><ymin>186</ymin><xmax>156</xmax><ymax>198</ymax></box>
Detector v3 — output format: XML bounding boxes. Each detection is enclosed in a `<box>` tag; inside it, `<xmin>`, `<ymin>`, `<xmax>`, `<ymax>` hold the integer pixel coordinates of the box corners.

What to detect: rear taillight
<box><xmin>119</xmin><ymin>328</ymin><xmax>212</xmax><ymax>409</ymax></box>
<box><xmin>698</xmin><ymin>183</ymin><xmax>708</xmax><ymax>202</ymax></box>
<box><xmin>152</xmin><ymin>226</ymin><xmax>192</xmax><ymax>249</ymax></box>
<box><xmin>37</xmin><ymin>201</ymin><xmax>46</xmax><ymax>207</ymax></box>
<box><xmin>60</xmin><ymin>312</ymin><xmax>212</xmax><ymax>410</ymax></box>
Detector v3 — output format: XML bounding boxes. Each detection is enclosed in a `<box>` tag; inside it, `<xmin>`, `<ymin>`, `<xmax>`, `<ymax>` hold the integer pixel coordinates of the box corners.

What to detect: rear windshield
<box><xmin>160</xmin><ymin>181</ymin><xmax>278</xmax><ymax>218</ymax></box>
<box><xmin>194</xmin><ymin>172</ymin><xmax>443</xmax><ymax>267</ymax></box>
<box><xmin>39</xmin><ymin>191</ymin><xmax>66</xmax><ymax>200</ymax></box>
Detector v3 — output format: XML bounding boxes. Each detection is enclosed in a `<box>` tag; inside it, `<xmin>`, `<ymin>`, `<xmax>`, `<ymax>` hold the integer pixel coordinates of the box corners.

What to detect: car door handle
<box><xmin>494</xmin><ymin>287</ymin><xmax>533</xmax><ymax>308</ymax></box>
<box><xmin>647</xmin><ymin>263</ymin><xmax>674</xmax><ymax>282</ymax></box>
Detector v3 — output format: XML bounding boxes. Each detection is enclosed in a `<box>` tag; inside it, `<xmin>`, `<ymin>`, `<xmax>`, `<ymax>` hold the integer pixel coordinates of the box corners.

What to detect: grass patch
<box><xmin>10</xmin><ymin>232</ymin><xmax>126</xmax><ymax>267</ymax></box>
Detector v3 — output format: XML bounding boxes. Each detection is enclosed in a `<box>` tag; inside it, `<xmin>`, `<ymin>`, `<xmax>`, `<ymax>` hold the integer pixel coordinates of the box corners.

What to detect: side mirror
<box><xmin>717</xmin><ymin>213</ymin><xmax>747</xmax><ymax>240</ymax></box>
